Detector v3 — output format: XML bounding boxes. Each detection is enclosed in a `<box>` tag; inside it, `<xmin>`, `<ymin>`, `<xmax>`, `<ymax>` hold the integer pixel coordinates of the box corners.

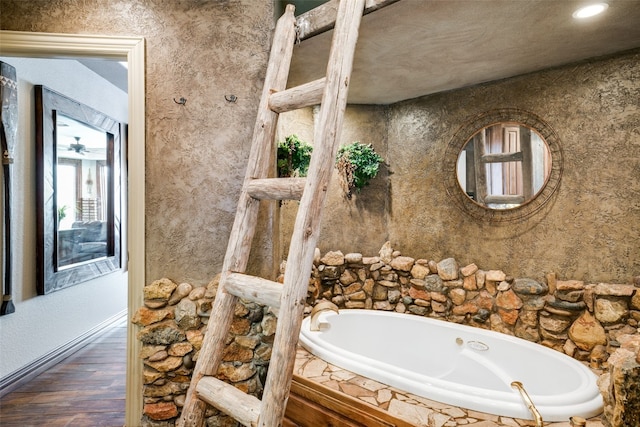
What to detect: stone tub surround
<box><xmin>133</xmin><ymin>243</ymin><xmax>639</xmax><ymax>426</ymax></box>
<box><xmin>295</xmin><ymin>347</ymin><xmax>604</xmax><ymax>427</ymax></box>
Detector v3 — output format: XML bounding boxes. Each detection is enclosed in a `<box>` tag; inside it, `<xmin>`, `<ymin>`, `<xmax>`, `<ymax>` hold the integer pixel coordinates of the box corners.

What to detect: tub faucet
<box><xmin>511</xmin><ymin>381</ymin><xmax>543</xmax><ymax>427</ymax></box>
<box><xmin>309</xmin><ymin>301</ymin><xmax>339</xmax><ymax>331</ymax></box>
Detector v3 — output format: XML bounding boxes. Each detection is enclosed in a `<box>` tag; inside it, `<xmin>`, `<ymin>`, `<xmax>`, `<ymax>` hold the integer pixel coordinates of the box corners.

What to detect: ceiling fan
<box><xmin>68</xmin><ymin>136</ymin><xmax>87</xmax><ymax>154</ymax></box>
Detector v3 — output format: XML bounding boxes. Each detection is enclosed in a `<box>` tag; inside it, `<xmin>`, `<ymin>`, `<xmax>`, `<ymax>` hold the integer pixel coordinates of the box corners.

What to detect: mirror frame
<box><xmin>35</xmin><ymin>84</ymin><xmax>122</xmax><ymax>294</ymax></box>
<box><xmin>444</xmin><ymin>108</ymin><xmax>563</xmax><ymax>222</ymax></box>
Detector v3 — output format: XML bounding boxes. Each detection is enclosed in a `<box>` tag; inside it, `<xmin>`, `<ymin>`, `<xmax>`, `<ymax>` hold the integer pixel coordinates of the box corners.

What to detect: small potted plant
<box><xmin>277</xmin><ymin>134</ymin><xmax>313</xmax><ymax>177</ymax></box>
<box><xmin>335</xmin><ymin>142</ymin><xmax>384</xmax><ymax>199</ymax></box>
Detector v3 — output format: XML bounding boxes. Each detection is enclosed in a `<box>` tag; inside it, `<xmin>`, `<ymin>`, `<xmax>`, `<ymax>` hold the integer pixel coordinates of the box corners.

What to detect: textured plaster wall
<box><xmin>277</xmin><ymin>105</ymin><xmax>389</xmax><ymax>258</ymax></box>
<box><xmin>384</xmin><ymin>50</ymin><xmax>640</xmax><ymax>283</ymax></box>
<box><xmin>0</xmin><ymin>0</ymin><xmax>276</xmax><ymax>284</ymax></box>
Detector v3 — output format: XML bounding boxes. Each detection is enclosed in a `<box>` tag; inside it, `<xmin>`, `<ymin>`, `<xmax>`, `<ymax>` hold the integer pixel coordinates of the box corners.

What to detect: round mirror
<box><xmin>456</xmin><ymin>122</ymin><xmax>551</xmax><ymax>210</ymax></box>
<box><xmin>444</xmin><ymin>109</ymin><xmax>563</xmax><ymax>222</ymax></box>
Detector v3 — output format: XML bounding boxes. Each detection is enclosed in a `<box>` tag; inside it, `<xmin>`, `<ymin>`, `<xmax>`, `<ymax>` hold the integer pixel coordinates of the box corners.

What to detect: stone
<box><xmin>497</xmin><ymin>281</ymin><xmax>510</xmax><ymax>292</ymax></box>
<box><xmin>563</xmin><ymin>339</ymin><xmax>578</xmax><ymax>357</ymax></box>
<box><xmin>520</xmin><ymin>295</ymin><xmax>546</xmax><ymax>310</ymax></box>
<box><xmin>498</xmin><ymin>308</ymin><xmax>519</xmax><ymax>325</ymax></box>
<box><xmin>409</xmin><ymin>286</ymin><xmax>429</xmax><ymax>301</ymax></box>
<box><xmin>205</xmin><ymin>274</ymin><xmax>221</xmax><ymax>298</ymax></box>
<box><xmin>188</xmin><ymin>286</ymin><xmax>206</xmax><ymax>300</ymax></box>
<box><xmin>410</xmin><ymin>263</ymin><xmax>430</xmax><ymax>280</ymax></box>
<box><xmin>144</xmin><ymin>299</ymin><xmax>168</xmax><ymax>309</ymax></box>
<box><xmin>222</xmin><ymin>341</ymin><xmax>253</xmax><ymax>363</ymax></box>
<box><xmin>348</xmin><ymin>291</ymin><xmax>367</xmax><ymax>301</ymax></box>
<box><xmin>390</xmin><ymin>256</ymin><xmax>415</xmax><ymax>271</ymax></box>
<box><xmin>568</xmin><ymin>311</ymin><xmax>607</xmax><ymax>351</ymax></box>
<box><xmin>373</xmin><ymin>301</ymin><xmax>393</xmax><ymax>310</ymax></box>
<box><xmin>485</xmin><ymin>270</ymin><xmax>506</xmax><ymax>282</ymax></box>
<box><xmin>546</xmin><ymin>272</ymin><xmax>557</xmax><ymax>294</ymax></box>
<box><xmin>174</xmin><ymin>298</ymin><xmax>200</xmax><ymax>330</ymax></box>
<box><xmin>496</xmin><ymin>289</ymin><xmax>523</xmax><ymax>310</ymax></box>
<box><xmin>431</xmin><ymin>301</ymin><xmax>447</xmax><ymax>313</ymax></box>
<box><xmin>260</xmin><ymin>314</ymin><xmax>277</xmax><ymax>336</ymax></box>
<box><xmin>452</xmin><ymin>302</ymin><xmax>478</xmax><ymax>316</ymax></box>
<box><xmin>556</xmin><ymin>279</ymin><xmax>584</xmax><ymax>291</ymax></box>
<box><xmin>343</xmin><ymin>282</ymin><xmax>363</xmax><ymax>295</ymax></box>
<box><xmin>408</xmin><ymin>305</ymin><xmax>428</xmax><ymax>316</ymax></box>
<box><xmin>168</xmin><ymin>342</ymin><xmax>193</xmax><ymax>357</ymax></box>
<box><xmin>427</xmin><ymin>260</ymin><xmax>438</xmax><ymax>273</ymax></box>
<box><xmin>594</xmin><ymin>283</ymin><xmax>636</xmax><ymax>297</ymax></box>
<box><xmin>144</xmin><ymin>278</ymin><xmax>178</xmax><ymax>301</ymax></box>
<box><xmin>388</xmin><ymin>289</ymin><xmax>401</xmax><ymax>304</ymax></box>
<box><xmin>144</xmin><ymin>402</ymin><xmax>178</xmax><ymax>421</ymax></box>
<box><xmin>140</xmin><ymin>345</ymin><xmax>167</xmax><ymax>360</ymax></box>
<box><xmin>546</xmin><ymin>298</ymin><xmax>586</xmax><ymax>312</ymax></box>
<box><xmin>437</xmin><ymin>258</ymin><xmax>459</xmax><ymax>280</ymax></box>
<box><xmin>344</xmin><ymin>252</ymin><xmax>363</xmax><ymax>264</ymax></box>
<box><xmin>371</xmin><ymin>284</ymin><xmax>387</xmax><ymax>300</ymax></box>
<box><xmin>463</xmin><ymin>274</ymin><xmax>478</xmax><ymax>291</ymax></box>
<box><xmin>423</xmin><ymin>275</ymin><xmax>445</xmax><ymax>292</ymax></box>
<box><xmin>555</xmin><ymin>290</ymin><xmax>584</xmax><ymax>303</ymax></box>
<box><xmin>630</xmin><ymin>289</ymin><xmax>640</xmax><ymax>310</ymax></box>
<box><xmin>449</xmin><ymin>288</ymin><xmax>466</xmax><ymax>305</ymax></box>
<box><xmin>168</xmin><ymin>282</ymin><xmax>193</xmax><ymax>305</ymax></box>
<box><xmin>377</xmin><ymin>280</ymin><xmax>397</xmax><ymax>288</ymax></box>
<box><xmin>413</xmin><ymin>298</ymin><xmax>430</xmax><ymax>308</ymax></box>
<box><xmin>512</xmin><ymin>278</ymin><xmax>548</xmax><ymax>295</ymax></box>
<box><xmin>138</xmin><ymin>321</ymin><xmax>186</xmax><ymax>345</ymax></box>
<box><xmin>148</xmin><ymin>350</ymin><xmax>168</xmax><ymax>362</ymax></box>
<box><xmin>132</xmin><ymin>307</ymin><xmax>173</xmax><ymax>326</ymax></box>
<box><xmin>321</xmin><ymin>250</ymin><xmax>344</xmax><ymax>266</ymax></box>
<box><xmin>186</xmin><ymin>329</ymin><xmax>204</xmax><ymax>350</ymax></box>
<box><xmin>595</xmin><ymin>297</ymin><xmax>628</xmax><ymax>324</ymax></box>
<box><xmin>145</xmin><ymin>356</ymin><xmax>183</xmax><ymax>372</ymax></box>
<box><xmin>339</xmin><ymin>269</ymin><xmax>359</xmax><ymax>285</ymax></box>
<box><xmin>379</xmin><ymin>241</ymin><xmax>393</xmax><ymax>263</ymax></box>
<box><xmin>460</xmin><ymin>263</ymin><xmax>478</xmax><ymax>277</ymax></box>
<box><xmin>476</xmin><ymin>270</ymin><xmax>486</xmax><ymax>288</ymax></box>
<box><xmin>603</xmin><ymin>346</ymin><xmax>640</xmax><ymax>427</ymax></box>
<box><xmin>217</xmin><ymin>362</ymin><xmax>256</xmax><ymax>383</ymax></box>
<box><xmin>539</xmin><ymin>314</ymin><xmax>571</xmax><ymax>333</ymax></box>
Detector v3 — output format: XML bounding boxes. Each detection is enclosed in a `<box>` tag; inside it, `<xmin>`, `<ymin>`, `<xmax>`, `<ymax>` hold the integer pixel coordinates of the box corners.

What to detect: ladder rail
<box><xmin>177</xmin><ymin>6</ymin><xmax>297</xmax><ymax>427</ymax></box>
<box><xmin>258</xmin><ymin>0</ymin><xmax>366</xmax><ymax>425</ymax></box>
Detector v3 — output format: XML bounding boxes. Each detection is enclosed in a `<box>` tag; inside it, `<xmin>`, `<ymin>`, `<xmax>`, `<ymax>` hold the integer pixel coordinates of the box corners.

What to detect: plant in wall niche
<box><xmin>335</xmin><ymin>142</ymin><xmax>384</xmax><ymax>199</ymax></box>
<box><xmin>277</xmin><ymin>134</ymin><xmax>313</xmax><ymax>177</ymax></box>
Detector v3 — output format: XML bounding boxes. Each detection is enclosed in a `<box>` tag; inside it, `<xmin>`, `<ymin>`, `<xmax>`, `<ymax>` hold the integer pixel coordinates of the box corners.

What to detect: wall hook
<box><xmin>225</xmin><ymin>94</ymin><xmax>237</xmax><ymax>103</ymax></box>
<box><xmin>173</xmin><ymin>97</ymin><xmax>187</xmax><ymax>106</ymax></box>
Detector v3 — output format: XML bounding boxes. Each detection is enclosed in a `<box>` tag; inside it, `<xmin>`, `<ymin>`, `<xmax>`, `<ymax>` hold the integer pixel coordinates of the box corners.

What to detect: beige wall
<box><xmin>386</xmin><ymin>49</ymin><xmax>639</xmax><ymax>283</ymax></box>
<box><xmin>0</xmin><ymin>0</ymin><xmax>276</xmax><ymax>285</ymax></box>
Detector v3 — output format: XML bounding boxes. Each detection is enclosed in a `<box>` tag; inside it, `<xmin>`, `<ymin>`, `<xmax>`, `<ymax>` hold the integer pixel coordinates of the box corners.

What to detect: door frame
<box><xmin>0</xmin><ymin>30</ymin><xmax>146</xmax><ymax>426</ymax></box>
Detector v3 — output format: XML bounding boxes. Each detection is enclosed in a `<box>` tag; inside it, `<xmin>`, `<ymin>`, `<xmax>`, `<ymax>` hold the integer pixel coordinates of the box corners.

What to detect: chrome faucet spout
<box><xmin>309</xmin><ymin>301</ymin><xmax>339</xmax><ymax>331</ymax></box>
<box><xmin>511</xmin><ymin>381</ymin><xmax>543</xmax><ymax>427</ymax></box>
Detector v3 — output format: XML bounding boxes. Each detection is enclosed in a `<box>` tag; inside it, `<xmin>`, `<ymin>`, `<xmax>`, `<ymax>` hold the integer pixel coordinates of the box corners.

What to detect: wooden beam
<box><xmin>295</xmin><ymin>0</ymin><xmax>401</xmax><ymax>40</ymax></box>
<box><xmin>224</xmin><ymin>272</ymin><xmax>283</xmax><ymax>308</ymax></box>
<box><xmin>269</xmin><ymin>78</ymin><xmax>325</xmax><ymax>113</ymax></box>
<box><xmin>246</xmin><ymin>177</ymin><xmax>306</xmax><ymax>200</ymax></box>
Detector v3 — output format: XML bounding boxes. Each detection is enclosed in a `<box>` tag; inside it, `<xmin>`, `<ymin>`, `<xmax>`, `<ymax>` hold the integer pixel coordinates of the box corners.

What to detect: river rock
<box><xmin>168</xmin><ymin>282</ymin><xmax>193</xmax><ymax>305</ymax></box>
<box><xmin>144</xmin><ymin>278</ymin><xmax>178</xmax><ymax>301</ymax></box>
<box><xmin>321</xmin><ymin>250</ymin><xmax>344</xmax><ymax>266</ymax></box>
<box><xmin>390</xmin><ymin>256</ymin><xmax>415</xmax><ymax>271</ymax></box>
<box><xmin>174</xmin><ymin>299</ymin><xmax>201</xmax><ymax>330</ymax></box>
<box><xmin>436</xmin><ymin>258</ymin><xmax>458</xmax><ymax>280</ymax></box>
<box><xmin>410</xmin><ymin>263</ymin><xmax>430</xmax><ymax>279</ymax></box>
<box><xmin>344</xmin><ymin>252</ymin><xmax>362</xmax><ymax>264</ymax></box>
<box><xmin>595</xmin><ymin>297</ymin><xmax>628</xmax><ymax>324</ymax></box>
<box><xmin>513</xmin><ymin>278</ymin><xmax>548</xmax><ymax>295</ymax></box>
<box><xmin>568</xmin><ymin>311</ymin><xmax>607</xmax><ymax>351</ymax></box>
<box><xmin>423</xmin><ymin>275</ymin><xmax>445</xmax><ymax>292</ymax></box>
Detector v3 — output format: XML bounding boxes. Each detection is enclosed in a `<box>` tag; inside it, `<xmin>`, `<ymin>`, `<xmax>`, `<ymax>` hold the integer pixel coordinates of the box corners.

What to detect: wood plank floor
<box><xmin>0</xmin><ymin>320</ymin><xmax>126</xmax><ymax>427</ymax></box>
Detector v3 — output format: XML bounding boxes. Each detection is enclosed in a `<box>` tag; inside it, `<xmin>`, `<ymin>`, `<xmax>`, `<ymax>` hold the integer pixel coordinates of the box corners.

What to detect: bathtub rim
<box><xmin>299</xmin><ymin>309</ymin><xmax>604</xmax><ymax>422</ymax></box>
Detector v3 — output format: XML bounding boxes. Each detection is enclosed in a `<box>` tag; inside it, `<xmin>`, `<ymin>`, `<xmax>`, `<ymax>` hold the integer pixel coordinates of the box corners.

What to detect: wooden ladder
<box><xmin>177</xmin><ymin>1</ymin><xmax>365</xmax><ymax>426</ymax></box>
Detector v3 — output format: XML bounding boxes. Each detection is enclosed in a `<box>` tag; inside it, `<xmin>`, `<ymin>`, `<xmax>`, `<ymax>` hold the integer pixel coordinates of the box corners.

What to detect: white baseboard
<box><xmin>0</xmin><ymin>309</ymin><xmax>127</xmax><ymax>397</ymax></box>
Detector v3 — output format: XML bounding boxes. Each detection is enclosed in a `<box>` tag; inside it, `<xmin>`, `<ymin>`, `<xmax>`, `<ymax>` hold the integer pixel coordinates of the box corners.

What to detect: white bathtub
<box><xmin>299</xmin><ymin>309</ymin><xmax>603</xmax><ymax>421</ymax></box>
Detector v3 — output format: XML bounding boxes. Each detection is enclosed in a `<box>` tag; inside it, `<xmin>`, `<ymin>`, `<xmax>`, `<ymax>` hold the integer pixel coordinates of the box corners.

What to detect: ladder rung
<box><xmin>224</xmin><ymin>272</ymin><xmax>283</xmax><ymax>308</ymax></box>
<box><xmin>196</xmin><ymin>376</ymin><xmax>260</xmax><ymax>427</ymax></box>
<box><xmin>246</xmin><ymin>177</ymin><xmax>306</xmax><ymax>200</ymax></box>
<box><xmin>268</xmin><ymin>77</ymin><xmax>325</xmax><ymax>113</ymax></box>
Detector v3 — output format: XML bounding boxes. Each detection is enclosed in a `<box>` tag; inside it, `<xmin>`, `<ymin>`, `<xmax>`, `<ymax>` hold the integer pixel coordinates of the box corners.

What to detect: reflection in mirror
<box><xmin>56</xmin><ymin>114</ymin><xmax>110</xmax><ymax>267</ymax></box>
<box><xmin>35</xmin><ymin>85</ymin><xmax>121</xmax><ymax>295</ymax></box>
<box><xmin>456</xmin><ymin>123</ymin><xmax>551</xmax><ymax>210</ymax></box>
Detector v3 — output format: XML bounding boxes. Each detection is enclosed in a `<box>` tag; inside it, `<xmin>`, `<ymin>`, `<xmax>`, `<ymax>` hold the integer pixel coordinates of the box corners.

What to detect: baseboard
<box><xmin>0</xmin><ymin>309</ymin><xmax>127</xmax><ymax>398</ymax></box>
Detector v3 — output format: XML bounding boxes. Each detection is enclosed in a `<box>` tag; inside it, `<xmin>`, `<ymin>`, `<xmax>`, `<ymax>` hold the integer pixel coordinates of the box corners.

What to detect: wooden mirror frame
<box><xmin>444</xmin><ymin>108</ymin><xmax>564</xmax><ymax>222</ymax></box>
<box><xmin>35</xmin><ymin>85</ymin><xmax>122</xmax><ymax>294</ymax></box>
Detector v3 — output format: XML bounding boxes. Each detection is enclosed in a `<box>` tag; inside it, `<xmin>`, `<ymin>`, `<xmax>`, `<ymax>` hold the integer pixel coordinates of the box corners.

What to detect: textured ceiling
<box><xmin>288</xmin><ymin>0</ymin><xmax>640</xmax><ymax>104</ymax></box>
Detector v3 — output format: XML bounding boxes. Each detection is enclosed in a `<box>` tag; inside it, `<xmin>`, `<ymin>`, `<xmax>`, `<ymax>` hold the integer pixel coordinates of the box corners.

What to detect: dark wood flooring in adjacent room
<box><xmin>0</xmin><ymin>320</ymin><xmax>126</xmax><ymax>427</ymax></box>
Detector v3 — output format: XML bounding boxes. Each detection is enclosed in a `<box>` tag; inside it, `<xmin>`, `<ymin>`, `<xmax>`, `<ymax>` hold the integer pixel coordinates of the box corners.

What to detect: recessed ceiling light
<box><xmin>572</xmin><ymin>3</ymin><xmax>609</xmax><ymax>19</ymax></box>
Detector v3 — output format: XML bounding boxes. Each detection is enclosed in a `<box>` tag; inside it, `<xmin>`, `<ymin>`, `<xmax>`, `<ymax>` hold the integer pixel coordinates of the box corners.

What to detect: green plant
<box><xmin>58</xmin><ymin>205</ymin><xmax>68</xmax><ymax>222</ymax></box>
<box><xmin>277</xmin><ymin>134</ymin><xmax>313</xmax><ymax>177</ymax></box>
<box><xmin>335</xmin><ymin>142</ymin><xmax>384</xmax><ymax>198</ymax></box>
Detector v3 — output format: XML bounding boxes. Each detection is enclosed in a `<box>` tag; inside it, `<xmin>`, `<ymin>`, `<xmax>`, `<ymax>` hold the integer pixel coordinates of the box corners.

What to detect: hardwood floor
<box><xmin>0</xmin><ymin>320</ymin><xmax>126</xmax><ymax>427</ymax></box>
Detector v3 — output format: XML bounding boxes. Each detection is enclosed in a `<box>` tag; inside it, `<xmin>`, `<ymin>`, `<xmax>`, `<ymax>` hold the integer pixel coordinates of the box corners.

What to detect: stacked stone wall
<box><xmin>134</xmin><ymin>243</ymin><xmax>640</xmax><ymax>426</ymax></box>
